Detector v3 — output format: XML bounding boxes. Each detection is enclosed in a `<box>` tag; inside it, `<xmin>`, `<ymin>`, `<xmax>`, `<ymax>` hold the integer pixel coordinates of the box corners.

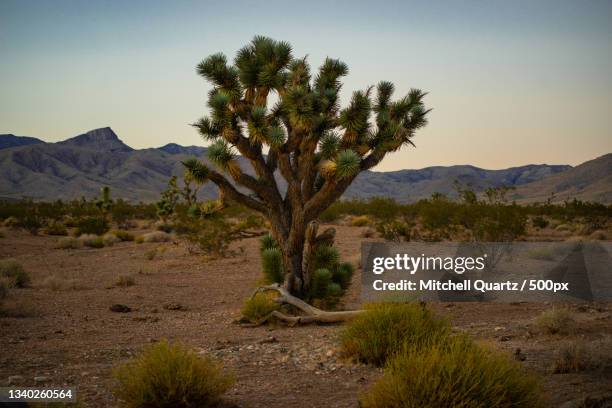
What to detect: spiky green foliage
<box><xmin>261</xmin><ymin>248</ymin><xmax>283</xmax><ymax>284</ymax></box>
<box><xmin>335</xmin><ymin>149</ymin><xmax>361</xmax><ymax>179</ymax></box>
<box><xmin>313</xmin><ymin>245</ymin><xmax>340</xmax><ymax>270</ymax></box>
<box><xmin>260</xmin><ymin>234</ymin><xmax>278</xmax><ymax>251</ymax></box>
<box><xmin>183</xmin><ymin>36</ymin><xmax>430</xmax><ymax>297</ymax></box>
<box><xmin>207</xmin><ymin>140</ymin><xmax>236</xmax><ymax>170</ymax></box>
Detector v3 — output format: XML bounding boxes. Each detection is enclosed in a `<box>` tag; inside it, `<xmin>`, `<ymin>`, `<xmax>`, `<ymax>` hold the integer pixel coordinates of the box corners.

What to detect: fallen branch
<box><xmin>248</xmin><ymin>283</ymin><xmax>363</xmax><ymax>326</ymax></box>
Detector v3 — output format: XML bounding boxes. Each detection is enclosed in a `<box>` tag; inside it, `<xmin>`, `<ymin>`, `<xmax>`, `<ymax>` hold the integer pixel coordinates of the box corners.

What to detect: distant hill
<box><xmin>0</xmin><ymin>134</ymin><xmax>44</xmax><ymax>150</ymax></box>
<box><xmin>510</xmin><ymin>153</ymin><xmax>612</xmax><ymax>204</ymax></box>
<box><xmin>0</xmin><ymin>127</ymin><xmax>609</xmax><ymax>204</ymax></box>
<box><xmin>346</xmin><ymin>164</ymin><xmax>571</xmax><ymax>202</ymax></box>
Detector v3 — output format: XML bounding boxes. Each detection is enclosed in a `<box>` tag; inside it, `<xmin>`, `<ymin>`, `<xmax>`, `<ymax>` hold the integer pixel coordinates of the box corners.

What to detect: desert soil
<box><xmin>1</xmin><ymin>225</ymin><xmax>611</xmax><ymax>407</ymax></box>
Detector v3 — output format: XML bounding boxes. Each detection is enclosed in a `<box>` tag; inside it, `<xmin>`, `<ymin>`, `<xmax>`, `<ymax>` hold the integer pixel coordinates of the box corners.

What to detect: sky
<box><xmin>1</xmin><ymin>0</ymin><xmax>611</xmax><ymax>171</ymax></box>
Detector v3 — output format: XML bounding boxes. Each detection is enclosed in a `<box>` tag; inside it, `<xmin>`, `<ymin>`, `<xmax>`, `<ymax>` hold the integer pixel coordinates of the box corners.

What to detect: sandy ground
<box><xmin>1</xmin><ymin>226</ymin><xmax>611</xmax><ymax>407</ymax></box>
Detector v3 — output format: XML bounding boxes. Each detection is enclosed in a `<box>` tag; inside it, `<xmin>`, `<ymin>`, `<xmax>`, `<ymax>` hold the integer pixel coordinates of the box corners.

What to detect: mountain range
<box><xmin>0</xmin><ymin>127</ymin><xmax>610</xmax><ymax>204</ymax></box>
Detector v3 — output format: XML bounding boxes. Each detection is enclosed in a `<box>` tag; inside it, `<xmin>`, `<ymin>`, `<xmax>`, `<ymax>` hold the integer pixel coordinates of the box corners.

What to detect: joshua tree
<box><xmin>184</xmin><ymin>36</ymin><xmax>430</xmax><ymax>298</ymax></box>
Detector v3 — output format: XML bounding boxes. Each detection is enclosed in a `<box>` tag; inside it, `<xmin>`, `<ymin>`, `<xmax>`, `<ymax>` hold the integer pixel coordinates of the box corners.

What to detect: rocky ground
<box><xmin>1</xmin><ymin>226</ymin><xmax>611</xmax><ymax>407</ymax></box>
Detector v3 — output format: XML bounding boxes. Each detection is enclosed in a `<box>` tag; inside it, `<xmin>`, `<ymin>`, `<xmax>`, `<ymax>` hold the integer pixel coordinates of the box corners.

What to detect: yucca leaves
<box><xmin>207</xmin><ymin>140</ymin><xmax>236</xmax><ymax>170</ymax></box>
<box><xmin>334</xmin><ymin>149</ymin><xmax>361</xmax><ymax>179</ymax></box>
<box><xmin>182</xmin><ymin>159</ymin><xmax>210</xmax><ymax>184</ymax></box>
<box><xmin>192</xmin><ymin>117</ymin><xmax>221</xmax><ymax>141</ymax></box>
<box><xmin>319</xmin><ymin>132</ymin><xmax>340</xmax><ymax>159</ymax></box>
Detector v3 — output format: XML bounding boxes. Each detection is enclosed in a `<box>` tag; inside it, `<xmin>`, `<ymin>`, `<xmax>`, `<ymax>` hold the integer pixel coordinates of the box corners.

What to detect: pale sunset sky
<box><xmin>1</xmin><ymin>0</ymin><xmax>610</xmax><ymax>171</ymax></box>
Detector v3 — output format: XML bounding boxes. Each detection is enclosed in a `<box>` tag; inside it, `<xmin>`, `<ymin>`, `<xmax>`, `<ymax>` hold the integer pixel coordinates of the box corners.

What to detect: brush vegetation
<box><xmin>113</xmin><ymin>340</ymin><xmax>234</xmax><ymax>408</ymax></box>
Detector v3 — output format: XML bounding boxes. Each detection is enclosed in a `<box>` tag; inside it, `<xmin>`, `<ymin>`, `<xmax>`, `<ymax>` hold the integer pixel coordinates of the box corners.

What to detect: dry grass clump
<box><xmin>0</xmin><ymin>258</ymin><xmax>30</xmax><ymax>288</ymax></box>
<box><xmin>40</xmin><ymin>275</ymin><xmax>85</xmax><ymax>291</ymax></box>
<box><xmin>340</xmin><ymin>302</ymin><xmax>450</xmax><ymax>366</ymax></box>
<box><xmin>55</xmin><ymin>236</ymin><xmax>82</xmax><ymax>249</ymax></box>
<box><xmin>140</xmin><ymin>231</ymin><xmax>171</xmax><ymax>243</ymax></box>
<box><xmin>112</xmin><ymin>229</ymin><xmax>135</xmax><ymax>242</ymax></box>
<box><xmin>535</xmin><ymin>307</ymin><xmax>575</xmax><ymax>335</ymax></box>
<box><xmin>113</xmin><ymin>340</ymin><xmax>234</xmax><ymax>408</ymax></box>
<box><xmin>116</xmin><ymin>274</ymin><xmax>136</xmax><ymax>287</ymax></box>
<box><xmin>102</xmin><ymin>233</ymin><xmax>121</xmax><ymax>246</ymax></box>
<box><xmin>553</xmin><ymin>342</ymin><xmax>595</xmax><ymax>373</ymax></box>
<box><xmin>241</xmin><ymin>292</ymin><xmax>280</xmax><ymax>323</ymax></box>
<box><xmin>350</xmin><ymin>215</ymin><xmax>372</xmax><ymax>227</ymax></box>
<box><xmin>589</xmin><ymin>230</ymin><xmax>610</xmax><ymax>240</ymax></box>
<box><xmin>361</xmin><ymin>335</ymin><xmax>542</xmax><ymax>408</ymax></box>
<box><xmin>78</xmin><ymin>234</ymin><xmax>105</xmax><ymax>248</ymax></box>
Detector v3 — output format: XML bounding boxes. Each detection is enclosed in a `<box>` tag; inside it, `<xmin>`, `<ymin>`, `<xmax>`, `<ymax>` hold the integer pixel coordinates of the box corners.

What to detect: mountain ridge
<box><xmin>0</xmin><ymin>128</ymin><xmax>609</xmax><ymax>204</ymax></box>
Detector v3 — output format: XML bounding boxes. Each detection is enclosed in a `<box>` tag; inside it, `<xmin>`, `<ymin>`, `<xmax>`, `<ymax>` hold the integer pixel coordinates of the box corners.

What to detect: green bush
<box><xmin>0</xmin><ymin>258</ymin><xmax>30</xmax><ymax>288</ymax></box>
<box><xmin>241</xmin><ymin>292</ymin><xmax>280</xmax><ymax>323</ymax></box>
<box><xmin>340</xmin><ymin>302</ymin><xmax>450</xmax><ymax>366</ymax></box>
<box><xmin>113</xmin><ymin>340</ymin><xmax>234</xmax><ymax>408</ymax></box>
<box><xmin>76</xmin><ymin>216</ymin><xmax>109</xmax><ymax>236</ymax></box>
<box><xmin>361</xmin><ymin>335</ymin><xmax>542</xmax><ymax>408</ymax></box>
<box><xmin>45</xmin><ymin>222</ymin><xmax>68</xmax><ymax>236</ymax></box>
<box><xmin>312</xmin><ymin>245</ymin><xmax>340</xmax><ymax>270</ymax></box>
<box><xmin>331</xmin><ymin>262</ymin><xmax>354</xmax><ymax>290</ymax></box>
<box><xmin>261</xmin><ymin>248</ymin><xmax>283</xmax><ymax>284</ymax></box>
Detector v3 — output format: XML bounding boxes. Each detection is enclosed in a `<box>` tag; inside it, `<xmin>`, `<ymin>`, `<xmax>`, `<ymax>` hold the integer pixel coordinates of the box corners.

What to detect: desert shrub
<box><xmin>553</xmin><ymin>342</ymin><xmax>594</xmax><ymax>373</ymax></box>
<box><xmin>102</xmin><ymin>233</ymin><xmax>121</xmax><ymax>246</ymax></box>
<box><xmin>241</xmin><ymin>292</ymin><xmax>280</xmax><ymax>323</ymax></box>
<box><xmin>535</xmin><ymin>307</ymin><xmax>574</xmax><ymax>335</ymax></box>
<box><xmin>76</xmin><ymin>216</ymin><xmax>109</xmax><ymax>236</ymax></box>
<box><xmin>135</xmin><ymin>235</ymin><xmax>145</xmax><ymax>244</ymax></box>
<box><xmin>351</xmin><ymin>215</ymin><xmax>371</xmax><ymax>227</ymax></box>
<box><xmin>113</xmin><ymin>229</ymin><xmax>135</xmax><ymax>241</ymax></box>
<box><xmin>589</xmin><ymin>230</ymin><xmax>610</xmax><ymax>240</ymax></box>
<box><xmin>361</xmin><ymin>335</ymin><xmax>542</xmax><ymax>408</ymax></box>
<box><xmin>332</xmin><ymin>262</ymin><xmax>354</xmax><ymax>290</ymax></box>
<box><xmin>141</xmin><ymin>231</ymin><xmax>171</xmax><ymax>243</ymax></box>
<box><xmin>0</xmin><ymin>258</ymin><xmax>30</xmax><ymax>288</ymax></box>
<box><xmin>555</xmin><ymin>223</ymin><xmax>572</xmax><ymax>232</ymax></box>
<box><xmin>116</xmin><ymin>275</ymin><xmax>136</xmax><ymax>287</ymax></box>
<box><xmin>3</xmin><ymin>216</ymin><xmax>20</xmax><ymax>228</ymax></box>
<box><xmin>78</xmin><ymin>234</ymin><xmax>105</xmax><ymax>248</ymax></box>
<box><xmin>55</xmin><ymin>236</ymin><xmax>82</xmax><ymax>249</ymax></box>
<box><xmin>45</xmin><ymin>222</ymin><xmax>68</xmax><ymax>236</ymax></box>
<box><xmin>113</xmin><ymin>340</ymin><xmax>234</xmax><ymax>408</ymax></box>
<box><xmin>532</xmin><ymin>216</ymin><xmax>549</xmax><ymax>229</ymax></box>
<box><xmin>340</xmin><ymin>302</ymin><xmax>450</xmax><ymax>366</ymax></box>
<box><xmin>376</xmin><ymin>220</ymin><xmax>412</xmax><ymax>242</ymax></box>
<box><xmin>261</xmin><ymin>248</ymin><xmax>283</xmax><ymax>284</ymax></box>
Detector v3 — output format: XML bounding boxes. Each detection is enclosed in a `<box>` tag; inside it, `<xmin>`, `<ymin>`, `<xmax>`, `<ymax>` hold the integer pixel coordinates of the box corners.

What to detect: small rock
<box><xmin>499</xmin><ymin>335</ymin><xmax>511</xmax><ymax>342</ymax></box>
<box><xmin>34</xmin><ymin>376</ymin><xmax>50</xmax><ymax>384</ymax></box>
<box><xmin>7</xmin><ymin>375</ymin><xmax>24</xmax><ymax>386</ymax></box>
<box><xmin>259</xmin><ymin>336</ymin><xmax>278</xmax><ymax>344</ymax></box>
<box><xmin>325</xmin><ymin>349</ymin><xmax>335</xmax><ymax>357</ymax></box>
<box><xmin>110</xmin><ymin>304</ymin><xmax>131</xmax><ymax>313</ymax></box>
<box><xmin>494</xmin><ymin>326</ymin><xmax>505</xmax><ymax>332</ymax></box>
<box><xmin>163</xmin><ymin>302</ymin><xmax>187</xmax><ymax>311</ymax></box>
